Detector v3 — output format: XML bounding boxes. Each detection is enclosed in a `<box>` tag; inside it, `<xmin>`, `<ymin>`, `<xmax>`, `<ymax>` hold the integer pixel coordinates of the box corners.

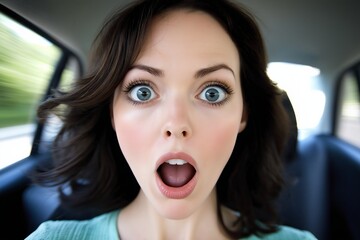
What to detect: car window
<box><xmin>38</xmin><ymin>58</ymin><xmax>78</xmax><ymax>153</ymax></box>
<box><xmin>267</xmin><ymin>62</ymin><xmax>325</xmax><ymax>140</ymax></box>
<box><xmin>0</xmin><ymin>12</ymin><xmax>79</xmax><ymax>169</ymax></box>
<box><xmin>335</xmin><ymin>70</ymin><xmax>360</xmax><ymax>147</ymax></box>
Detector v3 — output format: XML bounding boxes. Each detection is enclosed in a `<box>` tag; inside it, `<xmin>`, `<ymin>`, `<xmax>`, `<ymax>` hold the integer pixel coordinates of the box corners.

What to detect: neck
<box><xmin>118</xmin><ymin>190</ymin><xmax>231</xmax><ymax>240</ymax></box>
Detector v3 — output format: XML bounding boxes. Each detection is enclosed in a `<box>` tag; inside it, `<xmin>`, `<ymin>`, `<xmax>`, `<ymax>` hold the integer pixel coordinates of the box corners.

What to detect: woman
<box><xmin>27</xmin><ymin>0</ymin><xmax>316</xmax><ymax>239</ymax></box>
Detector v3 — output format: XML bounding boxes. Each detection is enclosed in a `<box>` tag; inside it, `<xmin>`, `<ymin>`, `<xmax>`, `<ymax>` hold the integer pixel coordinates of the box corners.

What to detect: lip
<box><xmin>156</xmin><ymin>152</ymin><xmax>198</xmax><ymax>199</ymax></box>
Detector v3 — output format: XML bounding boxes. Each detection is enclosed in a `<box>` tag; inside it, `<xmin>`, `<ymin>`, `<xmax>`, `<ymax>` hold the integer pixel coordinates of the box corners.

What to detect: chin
<box><xmin>155</xmin><ymin>200</ymin><xmax>197</xmax><ymax>220</ymax></box>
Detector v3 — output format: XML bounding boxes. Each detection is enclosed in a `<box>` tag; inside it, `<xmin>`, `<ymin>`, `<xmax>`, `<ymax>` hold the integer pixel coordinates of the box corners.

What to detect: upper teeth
<box><xmin>166</xmin><ymin>159</ymin><xmax>187</xmax><ymax>165</ymax></box>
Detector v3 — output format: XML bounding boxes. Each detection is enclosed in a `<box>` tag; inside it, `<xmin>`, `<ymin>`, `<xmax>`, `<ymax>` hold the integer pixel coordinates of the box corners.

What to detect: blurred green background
<box><xmin>0</xmin><ymin>13</ymin><xmax>60</xmax><ymax>128</ymax></box>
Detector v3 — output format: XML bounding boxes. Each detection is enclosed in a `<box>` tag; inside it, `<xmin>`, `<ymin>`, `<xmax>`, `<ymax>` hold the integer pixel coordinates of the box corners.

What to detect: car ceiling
<box><xmin>1</xmin><ymin>0</ymin><xmax>360</xmax><ymax>80</ymax></box>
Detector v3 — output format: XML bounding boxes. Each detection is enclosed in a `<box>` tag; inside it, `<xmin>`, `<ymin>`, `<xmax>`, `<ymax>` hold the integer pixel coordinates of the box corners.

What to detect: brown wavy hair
<box><xmin>36</xmin><ymin>0</ymin><xmax>289</xmax><ymax>238</ymax></box>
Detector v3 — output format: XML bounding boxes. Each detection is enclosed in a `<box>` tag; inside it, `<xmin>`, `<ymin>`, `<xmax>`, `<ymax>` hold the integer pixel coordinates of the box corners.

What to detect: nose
<box><xmin>162</xmin><ymin>98</ymin><xmax>193</xmax><ymax>139</ymax></box>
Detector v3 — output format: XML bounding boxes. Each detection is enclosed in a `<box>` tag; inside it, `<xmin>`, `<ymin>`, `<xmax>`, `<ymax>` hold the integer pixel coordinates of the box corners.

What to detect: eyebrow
<box><xmin>130</xmin><ymin>65</ymin><xmax>164</xmax><ymax>77</ymax></box>
<box><xmin>130</xmin><ymin>63</ymin><xmax>235</xmax><ymax>78</ymax></box>
<box><xmin>195</xmin><ymin>64</ymin><xmax>235</xmax><ymax>79</ymax></box>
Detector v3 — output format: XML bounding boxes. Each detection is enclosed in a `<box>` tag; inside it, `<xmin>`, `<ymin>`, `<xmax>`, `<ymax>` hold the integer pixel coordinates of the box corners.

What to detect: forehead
<box><xmin>135</xmin><ymin>9</ymin><xmax>240</xmax><ymax>74</ymax></box>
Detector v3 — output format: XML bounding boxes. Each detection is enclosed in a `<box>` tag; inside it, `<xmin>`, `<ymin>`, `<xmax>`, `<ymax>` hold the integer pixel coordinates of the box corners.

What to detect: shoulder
<box><xmin>25</xmin><ymin>209</ymin><xmax>120</xmax><ymax>240</ymax></box>
<box><xmin>243</xmin><ymin>226</ymin><xmax>317</xmax><ymax>240</ymax></box>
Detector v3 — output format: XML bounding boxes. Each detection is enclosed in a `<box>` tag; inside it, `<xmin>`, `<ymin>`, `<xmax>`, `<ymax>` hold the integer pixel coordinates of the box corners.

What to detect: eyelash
<box><xmin>122</xmin><ymin>79</ymin><xmax>152</xmax><ymax>93</ymax></box>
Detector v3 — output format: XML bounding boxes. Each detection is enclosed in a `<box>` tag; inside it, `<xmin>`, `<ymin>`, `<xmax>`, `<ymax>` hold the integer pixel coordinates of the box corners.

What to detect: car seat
<box><xmin>277</xmin><ymin>96</ymin><xmax>360</xmax><ymax>240</ymax></box>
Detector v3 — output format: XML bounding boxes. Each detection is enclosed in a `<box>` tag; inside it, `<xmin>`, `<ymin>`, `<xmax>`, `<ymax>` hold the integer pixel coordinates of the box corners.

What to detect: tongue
<box><xmin>158</xmin><ymin>163</ymin><xmax>195</xmax><ymax>187</ymax></box>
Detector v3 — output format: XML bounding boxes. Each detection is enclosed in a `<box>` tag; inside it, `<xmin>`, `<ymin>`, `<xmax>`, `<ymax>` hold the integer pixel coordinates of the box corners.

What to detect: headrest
<box><xmin>281</xmin><ymin>92</ymin><xmax>298</xmax><ymax>163</ymax></box>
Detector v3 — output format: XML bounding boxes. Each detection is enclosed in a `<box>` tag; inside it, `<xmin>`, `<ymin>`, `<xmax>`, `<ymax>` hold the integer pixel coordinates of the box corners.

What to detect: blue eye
<box><xmin>199</xmin><ymin>86</ymin><xmax>227</xmax><ymax>103</ymax></box>
<box><xmin>129</xmin><ymin>85</ymin><xmax>156</xmax><ymax>102</ymax></box>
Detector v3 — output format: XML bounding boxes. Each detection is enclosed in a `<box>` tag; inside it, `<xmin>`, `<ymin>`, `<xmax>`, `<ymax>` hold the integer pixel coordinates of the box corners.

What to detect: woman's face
<box><xmin>112</xmin><ymin>10</ymin><xmax>246</xmax><ymax>219</ymax></box>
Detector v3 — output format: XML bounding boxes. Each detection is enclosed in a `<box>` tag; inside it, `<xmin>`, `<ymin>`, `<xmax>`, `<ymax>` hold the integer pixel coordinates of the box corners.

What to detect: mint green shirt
<box><xmin>26</xmin><ymin>210</ymin><xmax>317</xmax><ymax>240</ymax></box>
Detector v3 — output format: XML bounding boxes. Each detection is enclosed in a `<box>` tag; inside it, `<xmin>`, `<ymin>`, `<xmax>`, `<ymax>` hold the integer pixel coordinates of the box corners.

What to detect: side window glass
<box><xmin>0</xmin><ymin>13</ymin><xmax>61</xmax><ymax>169</ymax></box>
<box><xmin>58</xmin><ymin>57</ymin><xmax>78</xmax><ymax>91</ymax></box>
<box><xmin>335</xmin><ymin>72</ymin><xmax>360</xmax><ymax>147</ymax></box>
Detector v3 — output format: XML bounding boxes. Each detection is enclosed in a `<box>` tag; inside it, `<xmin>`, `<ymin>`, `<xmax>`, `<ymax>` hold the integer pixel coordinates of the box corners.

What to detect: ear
<box><xmin>239</xmin><ymin>105</ymin><xmax>247</xmax><ymax>133</ymax></box>
<box><xmin>110</xmin><ymin>103</ymin><xmax>115</xmax><ymax>130</ymax></box>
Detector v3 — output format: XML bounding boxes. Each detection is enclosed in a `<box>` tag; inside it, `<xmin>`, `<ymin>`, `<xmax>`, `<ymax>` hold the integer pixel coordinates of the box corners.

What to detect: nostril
<box><xmin>165</xmin><ymin>130</ymin><xmax>188</xmax><ymax>138</ymax></box>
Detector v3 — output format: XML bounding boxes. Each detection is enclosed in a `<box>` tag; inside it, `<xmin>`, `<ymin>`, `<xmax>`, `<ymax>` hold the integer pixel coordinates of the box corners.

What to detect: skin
<box><xmin>112</xmin><ymin>9</ymin><xmax>246</xmax><ymax>240</ymax></box>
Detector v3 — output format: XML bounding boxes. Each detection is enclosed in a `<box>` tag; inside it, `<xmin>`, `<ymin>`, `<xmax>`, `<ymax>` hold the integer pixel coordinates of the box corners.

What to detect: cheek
<box><xmin>197</xmin><ymin>115</ymin><xmax>240</xmax><ymax>166</ymax></box>
<box><xmin>211</xmin><ymin>121</ymin><xmax>238</xmax><ymax>145</ymax></box>
<box><xmin>112</xmin><ymin>109</ymin><xmax>155</xmax><ymax>165</ymax></box>
<box><xmin>115</xmin><ymin>124</ymin><xmax>141</xmax><ymax>154</ymax></box>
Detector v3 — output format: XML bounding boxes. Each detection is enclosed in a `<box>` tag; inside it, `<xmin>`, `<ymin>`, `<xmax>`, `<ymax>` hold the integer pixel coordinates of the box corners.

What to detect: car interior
<box><xmin>0</xmin><ymin>1</ymin><xmax>359</xmax><ymax>240</ymax></box>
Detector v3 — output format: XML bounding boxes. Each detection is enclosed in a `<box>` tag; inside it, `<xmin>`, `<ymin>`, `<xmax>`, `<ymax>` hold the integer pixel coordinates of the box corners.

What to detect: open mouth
<box><xmin>157</xmin><ymin>159</ymin><xmax>196</xmax><ymax>187</ymax></box>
